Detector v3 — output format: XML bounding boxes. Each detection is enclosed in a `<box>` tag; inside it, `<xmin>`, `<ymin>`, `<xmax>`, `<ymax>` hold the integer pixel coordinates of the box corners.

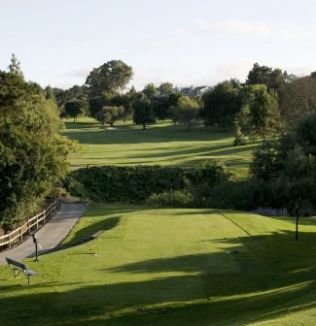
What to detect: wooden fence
<box><xmin>0</xmin><ymin>201</ymin><xmax>58</xmax><ymax>250</ymax></box>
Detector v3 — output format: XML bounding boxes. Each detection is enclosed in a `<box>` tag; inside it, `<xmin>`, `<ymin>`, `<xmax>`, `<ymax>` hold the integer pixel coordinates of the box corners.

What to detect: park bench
<box><xmin>5</xmin><ymin>257</ymin><xmax>37</xmax><ymax>285</ymax></box>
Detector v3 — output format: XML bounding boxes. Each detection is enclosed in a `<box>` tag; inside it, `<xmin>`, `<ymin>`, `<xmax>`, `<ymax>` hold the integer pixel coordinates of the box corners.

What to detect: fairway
<box><xmin>63</xmin><ymin>118</ymin><xmax>258</xmax><ymax>178</ymax></box>
<box><xmin>1</xmin><ymin>204</ymin><xmax>316</xmax><ymax>325</ymax></box>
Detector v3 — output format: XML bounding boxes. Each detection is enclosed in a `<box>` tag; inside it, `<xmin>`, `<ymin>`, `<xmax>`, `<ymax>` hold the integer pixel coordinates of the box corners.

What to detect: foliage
<box><xmin>132</xmin><ymin>94</ymin><xmax>156</xmax><ymax>129</ymax></box>
<box><xmin>151</xmin><ymin>93</ymin><xmax>180</xmax><ymax>120</ymax></box>
<box><xmin>85</xmin><ymin>60</ymin><xmax>133</xmax><ymax>97</ymax></box>
<box><xmin>142</xmin><ymin>83</ymin><xmax>156</xmax><ymax>99</ymax></box>
<box><xmin>202</xmin><ymin>80</ymin><xmax>242</xmax><ymax>129</ymax></box>
<box><xmin>8</xmin><ymin>53</ymin><xmax>24</xmax><ymax>78</ymax></box>
<box><xmin>66</xmin><ymin>166</ymin><xmax>186</xmax><ymax>203</ymax></box>
<box><xmin>65</xmin><ymin>161</ymin><xmax>228</xmax><ymax>205</ymax></box>
<box><xmin>251</xmin><ymin>114</ymin><xmax>316</xmax><ymax>215</ymax></box>
<box><xmin>0</xmin><ymin>71</ymin><xmax>74</xmax><ymax>229</ymax></box>
<box><xmin>279</xmin><ymin>76</ymin><xmax>316</xmax><ymax>125</ymax></box>
<box><xmin>236</xmin><ymin>84</ymin><xmax>282</xmax><ymax>140</ymax></box>
<box><xmin>147</xmin><ymin>190</ymin><xmax>193</xmax><ymax>207</ymax></box>
<box><xmin>172</xmin><ymin>95</ymin><xmax>200</xmax><ymax>129</ymax></box>
<box><xmin>63</xmin><ymin>99</ymin><xmax>83</xmax><ymax>122</ymax></box>
<box><xmin>246</xmin><ymin>63</ymin><xmax>288</xmax><ymax>93</ymax></box>
<box><xmin>95</xmin><ymin>105</ymin><xmax>125</xmax><ymax>126</ymax></box>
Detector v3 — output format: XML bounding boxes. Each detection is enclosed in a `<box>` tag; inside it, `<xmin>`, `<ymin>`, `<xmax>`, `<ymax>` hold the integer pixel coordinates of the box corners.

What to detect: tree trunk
<box><xmin>143</xmin><ymin>123</ymin><xmax>146</xmax><ymax>130</ymax></box>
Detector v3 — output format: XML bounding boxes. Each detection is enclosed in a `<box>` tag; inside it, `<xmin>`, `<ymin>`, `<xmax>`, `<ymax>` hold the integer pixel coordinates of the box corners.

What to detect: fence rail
<box><xmin>0</xmin><ymin>201</ymin><xmax>58</xmax><ymax>250</ymax></box>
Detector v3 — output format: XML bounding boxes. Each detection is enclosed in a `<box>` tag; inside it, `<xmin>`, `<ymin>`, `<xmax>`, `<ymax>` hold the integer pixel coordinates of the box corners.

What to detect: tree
<box><xmin>8</xmin><ymin>54</ymin><xmax>24</xmax><ymax>79</ymax></box>
<box><xmin>85</xmin><ymin>60</ymin><xmax>133</xmax><ymax>97</ymax></box>
<box><xmin>64</xmin><ymin>100</ymin><xmax>83</xmax><ymax>122</ymax></box>
<box><xmin>251</xmin><ymin>114</ymin><xmax>316</xmax><ymax>218</ymax></box>
<box><xmin>95</xmin><ymin>106</ymin><xmax>125</xmax><ymax>127</ymax></box>
<box><xmin>279</xmin><ymin>76</ymin><xmax>316</xmax><ymax>125</ymax></box>
<box><xmin>0</xmin><ymin>70</ymin><xmax>73</xmax><ymax>229</ymax></box>
<box><xmin>201</xmin><ymin>80</ymin><xmax>242</xmax><ymax>129</ymax></box>
<box><xmin>247</xmin><ymin>63</ymin><xmax>287</xmax><ymax>93</ymax></box>
<box><xmin>132</xmin><ymin>95</ymin><xmax>155</xmax><ymax>130</ymax></box>
<box><xmin>158</xmin><ymin>82</ymin><xmax>174</xmax><ymax>95</ymax></box>
<box><xmin>172</xmin><ymin>96</ymin><xmax>200</xmax><ymax>130</ymax></box>
<box><xmin>143</xmin><ymin>83</ymin><xmax>157</xmax><ymax>99</ymax></box>
<box><xmin>152</xmin><ymin>93</ymin><xmax>180</xmax><ymax>120</ymax></box>
<box><xmin>236</xmin><ymin>84</ymin><xmax>282</xmax><ymax>140</ymax></box>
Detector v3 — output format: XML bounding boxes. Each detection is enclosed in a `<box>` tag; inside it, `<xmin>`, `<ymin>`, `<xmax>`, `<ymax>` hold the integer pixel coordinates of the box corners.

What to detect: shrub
<box><xmin>65</xmin><ymin>161</ymin><xmax>229</xmax><ymax>205</ymax></box>
<box><xmin>147</xmin><ymin>190</ymin><xmax>193</xmax><ymax>208</ymax></box>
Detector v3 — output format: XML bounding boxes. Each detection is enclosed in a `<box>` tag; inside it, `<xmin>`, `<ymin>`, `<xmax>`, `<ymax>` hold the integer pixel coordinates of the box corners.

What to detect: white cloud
<box><xmin>195</xmin><ymin>19</ymin><xmax>271</xmax><ymax>38</ymax></box>
<box><xmin>176</xmin><ymin>19</ymin><xmax>316</xmax><ymax>46</ymax></box>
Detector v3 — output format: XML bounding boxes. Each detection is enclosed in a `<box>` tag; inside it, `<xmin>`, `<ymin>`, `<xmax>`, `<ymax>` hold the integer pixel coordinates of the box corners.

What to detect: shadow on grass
<box><xmin>2</xmin><ymin>231</ymin><xmax>316</xmax><ymax>325</ymax></box>
<box><xmin>64</xmin><ymin>121</ymin><xmax>234</xmax><ymax>145</ymax></box>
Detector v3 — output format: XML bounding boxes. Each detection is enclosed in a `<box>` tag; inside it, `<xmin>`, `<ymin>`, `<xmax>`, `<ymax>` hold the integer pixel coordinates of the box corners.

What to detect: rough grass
<box><xmin>63</xmin><ymin>117</ymin><xmax>258</xmax><ymax>178</ymax></box>
<box><xmin>1</xmin><ymin>204</ymin><xmax>316</xmax><ymax>325</ymax></box>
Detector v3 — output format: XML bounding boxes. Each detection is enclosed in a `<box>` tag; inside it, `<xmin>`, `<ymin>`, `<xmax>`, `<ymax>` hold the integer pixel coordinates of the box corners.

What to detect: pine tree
<box><xmin>8</xmin><ymin>53</ymin><xmax>24</xmax><ymax>78</ymax></box>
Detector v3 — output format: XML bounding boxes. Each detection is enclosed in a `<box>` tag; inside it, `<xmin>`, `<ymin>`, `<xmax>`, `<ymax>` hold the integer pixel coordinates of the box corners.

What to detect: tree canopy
<box><xmin>85</xmin><ymin>60</ymin><xmax>133</xmax><ymax>97</ymax></box>
<box><xmin>0</xmin><ymin>70</ymin><xmax>74</xmax><ymax>229</ymax></box>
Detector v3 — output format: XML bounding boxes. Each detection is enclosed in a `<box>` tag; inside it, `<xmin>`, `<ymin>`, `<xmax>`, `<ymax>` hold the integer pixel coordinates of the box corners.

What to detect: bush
<box><xmin>147</xmin><ymin>190</ymin><xmax>193</xmax><ymax>208</ymax></box>
<box><xmin>66</xmin><ymin>166</ymin><xmax>186</xmax><ymax>203</ymax></box>
<box><xmin>65</xmin><ymin>161</ymin><xmax>229</xmax><ymax>204</ymax></box>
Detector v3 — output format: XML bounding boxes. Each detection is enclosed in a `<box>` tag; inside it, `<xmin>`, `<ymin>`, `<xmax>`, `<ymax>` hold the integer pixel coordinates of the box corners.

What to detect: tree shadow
<box><xmin>1</xmin><ymin>230</ymin><xmax>316</xmax><ymax>325</ymax></box>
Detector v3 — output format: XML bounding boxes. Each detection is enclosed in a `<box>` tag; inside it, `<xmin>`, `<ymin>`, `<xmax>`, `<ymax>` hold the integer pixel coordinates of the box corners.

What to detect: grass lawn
<box><xmin>1</xmin><ymin>204</ymin><xmax>316</xmax><ymax>325</ymax></box>
<box><xmin>63</xmin><ymin>117</ymin><xmax>258</xmax><ymax>178</ymax></box>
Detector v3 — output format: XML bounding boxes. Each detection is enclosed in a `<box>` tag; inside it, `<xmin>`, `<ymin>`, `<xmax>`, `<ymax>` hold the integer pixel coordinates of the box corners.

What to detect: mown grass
<box><xmin>63</xmin><ymin>117</ymin><xmax>258</xmax><ymax>178</ymax></box>
<box><xmin>1</xmin><ymin>203</ymin><xmax>316</xmax><ymax>325</ymax></box>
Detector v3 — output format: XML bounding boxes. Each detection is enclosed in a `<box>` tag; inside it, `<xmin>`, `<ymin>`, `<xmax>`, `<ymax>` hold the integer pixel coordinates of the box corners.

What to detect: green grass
<box><xmin>2</xmin><ymin>203</ymin><xmax>316</xmax><ymax>325</ymax></box>
<box><xmin>63</xmin><ymin>117</ymin><xmax>258</xmax><ymax>178</ymax></box>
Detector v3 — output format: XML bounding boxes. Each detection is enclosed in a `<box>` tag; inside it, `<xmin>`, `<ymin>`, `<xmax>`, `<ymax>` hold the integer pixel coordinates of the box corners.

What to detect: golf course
<box><xmin>1</xmin><ymin>204</ymin><xmax>316</xmax><ymax>325</ymax></box>
<box><xmin>64</xmin><ymin>118</ymin><xmax>257</xmax><ymax>179</ymax></box>
<box><xmin>1</xmin><ymin>118</ymin><xmax>316</xmax><ymax>326</ymax></box>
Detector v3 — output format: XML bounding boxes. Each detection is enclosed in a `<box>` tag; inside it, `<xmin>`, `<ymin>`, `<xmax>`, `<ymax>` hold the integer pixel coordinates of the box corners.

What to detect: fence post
<box><xmin>19</xmin><ymin>228</ymin><xmax>23</xmax><ymax>242</ymax></box>
<box><xmin>9</xmin><ymin>232</ymin><xmax>12</xmax><ymax>248</ymax></box>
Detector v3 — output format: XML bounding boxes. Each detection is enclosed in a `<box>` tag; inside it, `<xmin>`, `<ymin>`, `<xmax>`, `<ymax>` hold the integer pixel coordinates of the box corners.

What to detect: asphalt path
<box><xmin>0</xmin><ymin>203</ymin><xmax>86</xmax><ymax>265</ymax></box>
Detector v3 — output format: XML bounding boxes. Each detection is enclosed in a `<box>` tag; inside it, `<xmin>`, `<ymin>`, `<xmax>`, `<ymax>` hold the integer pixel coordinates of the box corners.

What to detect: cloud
<box><xmin>63</xmin><ymin>68</ymin><xmax>90</xmax><ymax>79</ymax></box>
<box><xmin>195</xmin><ymin>19</ymin><xmax>271</xmax><ymax>38</ymax></box>
<box><xmin>175</xmin><ymin>19</ymin><xmax>316</xmax><ymax>46</ymax></box>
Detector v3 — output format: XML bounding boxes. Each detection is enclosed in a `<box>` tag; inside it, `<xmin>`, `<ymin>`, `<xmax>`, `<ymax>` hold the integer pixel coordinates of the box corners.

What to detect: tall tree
<box><xmin>132</xmin><ymin>95</ymin><xmax>155</xmax><ymax>130</ymax></box>
<box><xmin>247</xmin><ymin>63</ymin><xmax>287</xmax><ymax>93</ymax></box>
<box><xmin>8</xmin><ymin>53</ymin><xmax>24</xmax><ymax>79</ymax></box>
<box><xmin>64</xmin><ymin>100</ymin><xmax>83</xmax><ymax>122</ymax></box>
<box><xmin>0</xmin><ymin>70</ymin><xmax>73</xmax><ymax>229</ymax></box>
<box><xmin>143</xmin><ymin>83</ymin><xmax>157</xmax><ymax>99</ymax></box>
<box><xmin>202</xmin><ymin>80</ymin><xmax>242</xmax><ymax>130</ymax></box>
<box><xmin>236</xmin><ymin>84</ymin><xmax>282</xmax><ymax>140</ymax></box>
<box><xmin>85</xmin><ymin>60</ymin><xmax>133</xmax><ymax>97</ymax></box>
<box><xmin>172</xmin><ymin>96</ymin><xmax>200</xmax><ymax>130</ymax></box>
<box><xmin>279</xmin><ymin>76</ymin><xmax>316</xmax><ymax>125</ymax></box>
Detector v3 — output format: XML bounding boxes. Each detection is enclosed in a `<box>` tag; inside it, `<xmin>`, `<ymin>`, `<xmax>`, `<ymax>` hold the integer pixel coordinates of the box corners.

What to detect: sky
<box><xmin>0</xmin><ymin>0</ymin><xmax>315</xmax><ymax>90</ymax></box>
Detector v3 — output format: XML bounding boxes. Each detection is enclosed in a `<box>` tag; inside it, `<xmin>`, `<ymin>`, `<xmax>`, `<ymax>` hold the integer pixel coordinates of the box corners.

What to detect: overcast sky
<box><xmin>0</xmin><ymin>0</ymin><xmax>315</xmax><ymax>89</ymax></box>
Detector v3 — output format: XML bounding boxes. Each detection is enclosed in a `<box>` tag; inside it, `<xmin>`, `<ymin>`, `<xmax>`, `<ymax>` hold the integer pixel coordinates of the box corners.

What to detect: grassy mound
<box><xmin>1</xmin><ymin>204</ymin><xmax>316</xmax><ymax>325</ymax></box>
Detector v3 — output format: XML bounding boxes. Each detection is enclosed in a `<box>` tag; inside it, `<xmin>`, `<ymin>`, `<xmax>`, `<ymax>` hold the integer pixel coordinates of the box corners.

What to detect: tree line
<box><xmin>50</xmin><ymin>60</ymin><xmax>316</xmax><ymax>143</ymax></box>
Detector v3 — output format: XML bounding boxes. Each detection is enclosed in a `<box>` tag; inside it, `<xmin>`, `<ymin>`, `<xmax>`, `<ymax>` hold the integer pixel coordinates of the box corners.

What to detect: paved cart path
<box><xmin>0</xmin><ymin>203</ymin><xmax>86</xmax><ymax>265</ymax></box>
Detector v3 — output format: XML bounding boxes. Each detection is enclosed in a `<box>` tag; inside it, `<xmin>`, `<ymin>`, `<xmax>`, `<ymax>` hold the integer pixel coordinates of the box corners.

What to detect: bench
<box><xmin>5</xmin><ymin>257</ymin><xmax>37</xmax><ymax>285</ymax></box>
